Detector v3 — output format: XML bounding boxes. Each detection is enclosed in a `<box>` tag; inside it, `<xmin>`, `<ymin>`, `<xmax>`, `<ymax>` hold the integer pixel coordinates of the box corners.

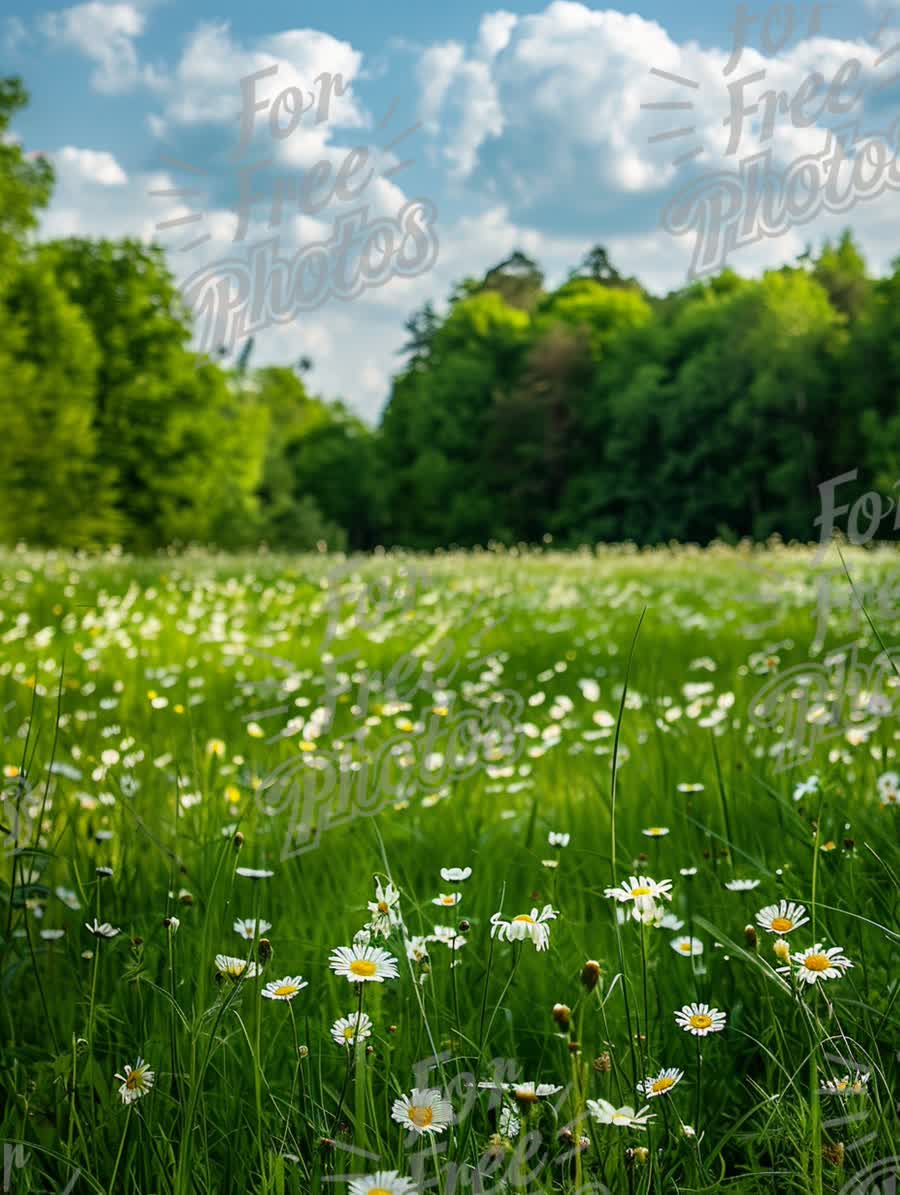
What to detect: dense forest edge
<box><xmin>2</xmin><ymin>78</ymin><xmax>898</xmax><ymax>553</ymax></box>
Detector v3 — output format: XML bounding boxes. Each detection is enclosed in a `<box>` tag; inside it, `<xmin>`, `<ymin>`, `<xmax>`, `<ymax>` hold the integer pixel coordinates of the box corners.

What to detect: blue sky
<box><xmin>5</xmin><ymin>0</ymin><xmax>899</xmax><ymax>420</ymax></box>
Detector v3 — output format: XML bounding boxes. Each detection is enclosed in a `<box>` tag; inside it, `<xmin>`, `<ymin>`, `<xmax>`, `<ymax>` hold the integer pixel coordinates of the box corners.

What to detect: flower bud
<box><xmin>458</xmin><ymin>919</ymin><xmax>471</xmax><ymax>932</ymax></box>
<box><xmin>552</xmin><ymin>1003</ymin><xmax>571</xmax><ymax>1030</ymax></box>
<box><xmin>744</xmin><ymin>925</ymin><xmax>758</xmax><ymax>950</ymax></box>
<box><xmin>581</xmin><ymin>959</ymin><xmax>601</xmax><ymax>991</ymax></box>
<box><xmin>593</xmin><ymin>1052</ymin><xmax>612</xmax><ymax>1073</ymax></box>
<box><xmin>773</xmin><ymin>938</ymin><xmax>790</xmax><ymax>964</ymax></box>
<box><xmin>233</xmin><ymin>831</ymin><xmax>244</xmax><ymax>850</ymax></box>
<box><xmin>258</xmin><ymin>938</ymin><xmax>273</xmax><ymax>965</ymax></box>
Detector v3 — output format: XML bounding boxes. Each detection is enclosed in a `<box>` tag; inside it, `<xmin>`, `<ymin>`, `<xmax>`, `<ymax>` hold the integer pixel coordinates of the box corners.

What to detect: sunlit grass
<box><xmin>1</xmin><ymin>544</ymin><xmax>897</xmax><ymax>1193</ymax></box>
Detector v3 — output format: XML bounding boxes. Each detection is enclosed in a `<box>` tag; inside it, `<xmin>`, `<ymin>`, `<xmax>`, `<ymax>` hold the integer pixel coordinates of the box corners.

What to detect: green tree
<box><xmin>40</xmin><ymin>238</ymin><xmax>265</xmax><ymax>548</ymax></box>
<box><xmin>0</xmin><ymin>258</ymin><xmax>117</xmax><ymax>546</ymax></box>
<box><xmin>0</xmin><ymin>78</ymin><xmax>54</xmax><ymax>277</ymax></box>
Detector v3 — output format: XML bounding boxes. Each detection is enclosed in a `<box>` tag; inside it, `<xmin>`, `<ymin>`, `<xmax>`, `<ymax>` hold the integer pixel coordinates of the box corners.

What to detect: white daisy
<box><xmin>85</xmin><ymin>919</ymin><xmax>121</xmax><ymax>938</ymax></box>
<box><xmin>331</xmin><ymin>1011</ymin><xmax>373</xmax><ymax>1047</ymax></box>
<box><xmin>367</xmin><ymin>880</ymin><xmax>403</xmax><ymax>937</ymax></box>
<box><xmin>329</xmin><ymin>944</ymin><xmax>400</xmax><ymax>984</ymax></box>
<box><xmin>235</xmin><ymin>867</ymin><xmax>274</xmax><ymax>879</ymax></box>
<box><xmin>348</xmin><ymin>1171</ymin><xmax>416</xmax><ymax>1195</ymax></box>
<box><xmin>725</xmin><ymin>879</ymin><xmax>760</xmax><ymax>891</ymax></box>
<box><xmin>642</xmin><ymin>826</ymin><xmax>670</xmax><ymax>838</ymax></box>
<box><xmin>261</xmin><ymin>975</ymin><xmax>307</xmax><ymax>1001</ymax></box>
<box><xmin>548</xmin><ymin>832</ymin><xmax>570</xmax><ymax>847</ymax></box>
<box><xmin>490</xmin><ymin>905</ymin><xmax>558</xmax><ymax>951</ymax></box>
<box><xmin>440</xmin><ymin>866</ymin><xmax>472</xmax><ymax>883</ymax></box>
<box><xmin>234</xmin><ymin>918</ymin><xmax>272</xmax><ymax>940</ymax></box>
<box><xmin>390</xmin><ymin>1087</ymin><xmax>453</xmax><ymax>1135</ymax></box>
<box><xmin>637</xmin><ymin>1067</ymin><xmax>683</xmax><ymax>1099</ymax></box>
<box><xmin>115</xmin><ymin>1057</ymin><xmax>155</xmax><ymax>1105</ymax></box>
<box><xmin>670</xmin><ymin>936</ymin><xmax>704</xmax><ymax>957</ymax></box>
<box><xmin>428</xmin><ymin>925</ymin><xmax>467</xmax><ymax>950</ymax></box>
<box><xmin>404</xmin><ymin>935</ymin><xmax>430</xmax><ymax>962</ymax></box>
<box><xmin>604</xmin><ymin>876</ymin><xmax>673</xmax><ymax>922</ymax></box>
<box><xmin>755</xmin><ymin>900</ymin><xmax>809</xmax><ymax>936</ymax></box>
<box><xmin>674</xmin><ymin>1002</ymin><xmax>727</xmax><ymax>1036</ymax></box>
<box><xmin>215</xmin><ymin>954</ymin><xmax>260</xmax><ymax>980</ymax></box>
<box><xmin>432</xmin><ymin>892</ymin><xmax>462</xmax><ymax>907</ymax></box>
<box><xmin>586</xmin><ymin>1099</ymin><xmax>655</xmax><ymax>1130</ymax></box>
<box><xmin>778</xmin><ymin>943</ymin><xmax>853</xmax><ymax>985</ymax></box>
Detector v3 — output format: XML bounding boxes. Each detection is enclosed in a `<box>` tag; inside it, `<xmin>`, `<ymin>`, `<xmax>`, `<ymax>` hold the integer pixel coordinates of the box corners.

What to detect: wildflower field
<box><xmin>1</xmin><ymin>545</ymin><xmax>897</xmax><ymax>1195</ymax></box>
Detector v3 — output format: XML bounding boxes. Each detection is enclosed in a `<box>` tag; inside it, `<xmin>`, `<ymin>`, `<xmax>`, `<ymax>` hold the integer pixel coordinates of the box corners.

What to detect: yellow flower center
<box><xmin>441</xmin><ymin>896</ymin><xmax>455</xmax><ymax>905</ymax></box>
<box><xmin>689</xmin><ymin>1014</ymin><xmax>713</xmax><ymax>1030</ymax></box>
<box><xmin>378</xmin><ymin>901</ymin><xmax>389</xmax><ymax>913</ymax></box>
<box><xmin>273</xmin><ymin>985</ymin><xmax>296</xmax><ymax>998</ymax></box>
<box><xmin>343</xmin><ymin>1026</ymin><xmax>356</xmax><ymax>1040</ymax></box>
<box><xmin>407</xmin><ymin>1105</ymin><xmax>434</xmax><ymax>1128</ymax></box>
<box><xmin>369</xmin><ymin>1189</ymin><xmax>393</xmax><ymax>1195</ymax></box>
<box><xmin>651</xmin><ymin>1077</ymin><xmax>676</xmax><ymax>1094</ymax></box>
<box><xmin>803</xmin><ymin>953</ymin><xmax>830</xmax><ymax>972</ymax></box>
<box><xmin>631</xmin><ymin>886</ymin><xmax>652</xmax><ymax>896</ymax></box>
<box><xmin>679</xmin><ymin>943</ymin><xmax>692</xmax><ymax>953</ymax></box>
<box><xmin>513</xmin><ymin>914</ymin><xmax>535</xmax><ymax>924</ymax></box>
<box><xmin>771</xmin><ymin>917</ymin><xmax>793</xmax><ymax>932</ymax></box>
<box><xmin>514</xmin><ymin>1088</ymin><xmax>539</xmax><ymax>1103</ymax></box>
<box><xmin>125</xmin><ymin>1071</ymin><xmax>143</xmax><ymax>1090</ymax></box>
<box><xmin>349</xmin><ymin>960</ymin><xmax>378</xmax><ymax>978</ymax></box>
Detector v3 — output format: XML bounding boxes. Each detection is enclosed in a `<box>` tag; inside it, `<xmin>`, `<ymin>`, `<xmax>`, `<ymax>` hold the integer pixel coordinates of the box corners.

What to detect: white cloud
<box><xmin>477</xmin><ymin>11</ymin><xmax>518</xmax><ymax>60</ymax></box>
<box><xmin>39</xmin><ymin>2</ymin><xmax>163</xmax><ymax>93</ymax></box>
<box><xmin>417</xmin><ymin>42</ymin><xmax>504</xmax><ymax>177</ymax></box>
<box><xmin>163</xmin><ymin>22</ymin><xmax>365</xmax><ymax>133</ymax></box>
<box><xmin>417</xmin><ymin>1</ymin><xmax>898</xmax><ymax>191</ymax></box>
<box><xmin>54</xmin><ymin>147</ymin><xmax>128</xmax><ymax>186</ymax></box>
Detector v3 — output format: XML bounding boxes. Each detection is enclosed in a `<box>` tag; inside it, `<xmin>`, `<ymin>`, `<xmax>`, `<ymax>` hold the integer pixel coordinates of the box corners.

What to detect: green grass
<box><xmin>1</xmin><ymin>544</ymin><xmax>897</xmax><ymax>1194</ymax></box>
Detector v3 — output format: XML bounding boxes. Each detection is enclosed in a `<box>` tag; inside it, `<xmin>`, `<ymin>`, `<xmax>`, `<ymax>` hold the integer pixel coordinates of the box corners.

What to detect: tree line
<box><xmin>2</xmin><ymin>79</ymin><xmax>897</xmax><ymax>552</ymax></box>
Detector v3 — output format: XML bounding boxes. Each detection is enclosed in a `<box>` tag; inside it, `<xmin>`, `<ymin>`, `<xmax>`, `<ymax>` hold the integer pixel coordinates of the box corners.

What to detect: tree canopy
<box><xmin>0</xmin><ymin>77</ymin><xmax>895</xmax><ymax>552</ymax></box>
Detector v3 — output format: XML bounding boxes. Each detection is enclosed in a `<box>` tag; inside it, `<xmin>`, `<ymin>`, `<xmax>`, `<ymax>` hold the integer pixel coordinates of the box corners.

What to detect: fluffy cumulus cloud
<box><xmin>161</xmin><ymin>22</ymin><xmax>366</xmax><ymax>135</ymax></box>
<box><xmin>414</xmin><ymin>1</ymin><xmax>900</xmax><ymax>279</ymax></box>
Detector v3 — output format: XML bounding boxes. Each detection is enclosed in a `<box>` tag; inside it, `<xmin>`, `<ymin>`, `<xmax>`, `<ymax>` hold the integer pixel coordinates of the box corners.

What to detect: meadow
<box><xmin>0</xmin><ymin>543</ymin><xmax>897</xmax><ymax>1195</ymax></box>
